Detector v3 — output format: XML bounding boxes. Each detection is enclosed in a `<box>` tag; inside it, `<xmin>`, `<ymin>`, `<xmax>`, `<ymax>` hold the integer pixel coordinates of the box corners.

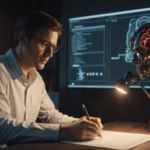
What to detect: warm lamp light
<box><xmin>115</xmin><ymin>87</ymin><xmax>127</xmax><ymax>94</ymax></box>
<box><xmin>114</xmin><ymin>71</ymin><xmax>150</xmax><ymax>99</ymax></box>
<box><xmin>114</xmin><ymin>71</ymin><xmax>132</xmax><ymax>94</ymax></box>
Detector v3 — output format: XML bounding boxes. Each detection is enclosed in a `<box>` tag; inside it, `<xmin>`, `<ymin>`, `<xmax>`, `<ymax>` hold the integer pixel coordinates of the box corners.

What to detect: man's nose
<box><xmin>45</xmin><ymin>47</ymin><xmax>53</xmax><ymax>58</ymax></box>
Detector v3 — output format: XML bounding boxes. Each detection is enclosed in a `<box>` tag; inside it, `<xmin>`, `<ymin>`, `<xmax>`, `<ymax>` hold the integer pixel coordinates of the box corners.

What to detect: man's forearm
<box><xmin>0</xmin><ymin>116</ymin><xmax>60</xmax><ymax>144</ymax></box>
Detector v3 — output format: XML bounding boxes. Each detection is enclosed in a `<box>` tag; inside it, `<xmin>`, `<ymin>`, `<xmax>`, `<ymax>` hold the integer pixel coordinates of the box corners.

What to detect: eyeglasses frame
<box><xmin>26</xmin><ymin>33</ymin><xmax>60</xmax><ymax>53</ymax></box>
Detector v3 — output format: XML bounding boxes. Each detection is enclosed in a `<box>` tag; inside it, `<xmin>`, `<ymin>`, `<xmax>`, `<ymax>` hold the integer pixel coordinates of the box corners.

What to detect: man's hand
<box><xmin>60</xmin><ymin>116</ymin><xmax>103</xmax><ymax>141</ymax></box>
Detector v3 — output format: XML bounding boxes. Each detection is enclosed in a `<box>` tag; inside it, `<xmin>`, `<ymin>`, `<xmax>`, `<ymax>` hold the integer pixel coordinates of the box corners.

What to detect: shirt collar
<box><xmin>5</xmin><ymin>48</ymin><xmax>38</xmax><ymax>83</ymax></box>
<box><xmin>5</xmin><ymin>48</ymin><xmax>24</xmax><ymax>79</ymax></box>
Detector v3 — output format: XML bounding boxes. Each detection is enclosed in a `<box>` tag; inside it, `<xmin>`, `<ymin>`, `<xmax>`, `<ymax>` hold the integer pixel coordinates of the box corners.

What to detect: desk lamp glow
<box><xmin>114</xmin><ymin>71</ymin><xmax>150</xmax><ymax>99</ymax></box>
<box><xmin>114</xmin><ymin>23</ymin><xmax>150</xmax><ymax>98</ymax></box>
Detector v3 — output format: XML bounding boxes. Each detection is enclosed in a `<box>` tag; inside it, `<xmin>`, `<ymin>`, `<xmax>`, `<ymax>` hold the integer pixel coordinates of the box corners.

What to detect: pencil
<box><xmin>82</xmin><ymin>104</ymin><xmax>102</xmax><ymax>138</ymax></box>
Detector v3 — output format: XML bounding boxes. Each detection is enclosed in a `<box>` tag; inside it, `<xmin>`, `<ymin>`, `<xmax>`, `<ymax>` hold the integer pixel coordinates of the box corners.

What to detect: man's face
<box><xmin>22</xmin><ymin>27</ymin><xmax>58</xmax><ymax>70</ymax></box>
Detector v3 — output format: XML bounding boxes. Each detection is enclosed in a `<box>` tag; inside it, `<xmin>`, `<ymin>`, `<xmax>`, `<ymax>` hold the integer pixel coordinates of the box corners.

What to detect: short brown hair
<box><xmin>14</xmin><ymin>11</ymin><xmax>62</xmax><ymax>46</ymax></box>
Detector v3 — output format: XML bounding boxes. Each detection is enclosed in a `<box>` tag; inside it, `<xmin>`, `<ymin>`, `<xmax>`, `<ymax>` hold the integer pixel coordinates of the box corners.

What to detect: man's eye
<box><xmin>42</xmin><ymin>43</ymin><xmax>48</xmax><ymax>48</ymax></box>
<box><xmin>44</xmin><ymin>42</ymin><xmax>50</xmax><ymax>46</ymax></box>
<box><xmin>43</xmin><ymin>43</ymin><xmax>47</xmax><ymax>46</ymax></box>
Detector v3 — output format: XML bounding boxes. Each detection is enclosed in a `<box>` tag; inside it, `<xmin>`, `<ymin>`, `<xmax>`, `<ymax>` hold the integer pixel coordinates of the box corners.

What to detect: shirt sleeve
<box><xmin>0</xmin><ymin>69</ymin><xmax>60</xmax><ymax>145</ymax></box>
<box><xmin>38</xmin><ymin>80</ymin><xmax>78</xmax><ymax>125</ymax></box>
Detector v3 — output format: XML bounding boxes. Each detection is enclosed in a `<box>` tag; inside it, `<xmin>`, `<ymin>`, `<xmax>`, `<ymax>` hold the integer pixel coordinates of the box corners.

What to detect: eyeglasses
<box><xmin>27</xmin><ymin>34</ymin><xmax>60</xmax><ymax>53</ymax></box>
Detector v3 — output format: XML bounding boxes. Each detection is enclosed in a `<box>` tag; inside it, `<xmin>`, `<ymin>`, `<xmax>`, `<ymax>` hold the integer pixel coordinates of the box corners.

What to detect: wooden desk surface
<box><xmin>4</xmin><ymin>121</ymin><xmax>150</xmax><ymax>150</ymax></box>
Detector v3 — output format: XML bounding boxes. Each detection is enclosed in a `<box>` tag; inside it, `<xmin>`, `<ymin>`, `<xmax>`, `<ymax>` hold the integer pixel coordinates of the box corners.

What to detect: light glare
<box><xmin>115</xmin><ymin>87</ymin><xmax>127</xmax><ymax>94</ymax></box>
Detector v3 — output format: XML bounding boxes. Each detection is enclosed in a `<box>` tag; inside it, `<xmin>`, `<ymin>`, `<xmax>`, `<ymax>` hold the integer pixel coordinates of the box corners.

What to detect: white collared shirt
<box><xmin>0</xmin><ymin>48</ymin><xmax>76</xmax><ymax>145</ymax></box>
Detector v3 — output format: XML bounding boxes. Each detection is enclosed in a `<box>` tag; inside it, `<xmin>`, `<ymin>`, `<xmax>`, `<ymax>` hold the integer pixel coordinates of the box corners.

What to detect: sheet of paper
<box><xmin>61</xmin><ymin>130</ymin><xmax>150</xmax><ymax>150</ymax></box>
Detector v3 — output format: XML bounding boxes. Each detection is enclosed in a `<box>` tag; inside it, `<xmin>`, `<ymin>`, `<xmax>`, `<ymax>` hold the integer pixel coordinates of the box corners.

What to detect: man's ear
<box><xmin>18</xmin><ymin>32</ymin><xmax>28</xmax><ymax>45</ymax></box>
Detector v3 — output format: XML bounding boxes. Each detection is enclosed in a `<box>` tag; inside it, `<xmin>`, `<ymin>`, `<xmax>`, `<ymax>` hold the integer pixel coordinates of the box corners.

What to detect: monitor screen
<box><xmin>67</xmin><ymin>8</ymin><xmax>150</xmax><ymax>88</ymax></box>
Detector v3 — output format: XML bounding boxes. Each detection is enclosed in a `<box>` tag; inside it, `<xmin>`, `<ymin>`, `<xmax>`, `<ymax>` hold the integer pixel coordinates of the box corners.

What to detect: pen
<box><xmin>82</xmin><ymin>104</ymin><xmax>102</xmax><ymax>138</ymax></box>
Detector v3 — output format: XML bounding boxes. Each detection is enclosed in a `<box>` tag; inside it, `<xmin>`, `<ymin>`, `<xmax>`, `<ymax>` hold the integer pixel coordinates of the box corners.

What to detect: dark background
<box><xmin>1</xmin><ymin>0</ymin><xmax>150</xmax><ymax>124</ymax></box>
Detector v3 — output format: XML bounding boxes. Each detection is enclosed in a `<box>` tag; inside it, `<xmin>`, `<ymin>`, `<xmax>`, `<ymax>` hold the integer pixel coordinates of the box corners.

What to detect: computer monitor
<box><xmin>67</xmin><ymin>8</ymin><xmax>150</xmax><ymax>89</ymax></box>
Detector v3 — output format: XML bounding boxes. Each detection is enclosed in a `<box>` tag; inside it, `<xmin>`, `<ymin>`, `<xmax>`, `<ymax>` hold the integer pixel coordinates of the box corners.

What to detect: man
<box><xmin>0</xmin><ymin>11</ymin><xmax>103</xmax><ymax>145</ymax></box>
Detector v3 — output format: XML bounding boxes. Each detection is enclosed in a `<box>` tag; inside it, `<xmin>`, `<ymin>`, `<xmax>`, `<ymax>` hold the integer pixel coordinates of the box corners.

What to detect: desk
<box><xmin>4</xmin><ymin>121</ymin><xmax>150</xmax><ymax>150</ymax></box>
